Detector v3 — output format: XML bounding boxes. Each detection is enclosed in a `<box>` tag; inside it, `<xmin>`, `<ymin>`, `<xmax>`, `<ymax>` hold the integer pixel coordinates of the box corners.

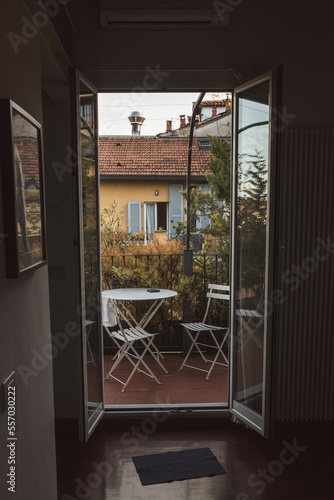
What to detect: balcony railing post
<box><xmin>182</xmin><ymin>248</ymin><xmax>193</xmax><ymax>354</ymax></box>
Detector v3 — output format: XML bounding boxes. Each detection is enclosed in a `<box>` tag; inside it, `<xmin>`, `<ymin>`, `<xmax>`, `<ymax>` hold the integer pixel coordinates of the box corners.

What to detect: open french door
<box><xmin>229</xmin><ymin>71</ymin><xmax>281</xmax><ymax>437</ymax></box>
<box><xmin>75</xmin><ymin>72</ymin><xmax>104</xmax><ymax>441</ymax></box>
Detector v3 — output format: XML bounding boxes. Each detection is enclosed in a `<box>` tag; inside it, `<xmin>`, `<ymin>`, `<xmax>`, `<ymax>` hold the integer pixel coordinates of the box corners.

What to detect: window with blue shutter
<box><xmin>169</xmin><ymin>184</ymin><xmax>183</xmax><ymax>237</ymax></box>
<box><xmin>127</xmin><ymin>201</ymin><xmax>142</xmax><ymax>233</ymax></box>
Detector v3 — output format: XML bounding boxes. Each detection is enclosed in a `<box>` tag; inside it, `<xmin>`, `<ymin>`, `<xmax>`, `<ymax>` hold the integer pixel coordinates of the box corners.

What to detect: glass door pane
<box><xmin>77</xmin><ymin>74</ymin><xmax>104</xmax><ymax>441</ymax></box>
<box><xmin>230</xmin><ymin>75</ymin><xmax>273</xmax><ymax>436</ymax></box>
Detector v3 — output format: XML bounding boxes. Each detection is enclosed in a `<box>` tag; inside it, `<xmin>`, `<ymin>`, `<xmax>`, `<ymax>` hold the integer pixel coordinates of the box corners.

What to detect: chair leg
<box><xmin>141</xmin><ymin>339</ymin><xmax>168</xmax><ymax>373</ymax></box>
<box><xmin>86</xmin><ymin>338</ymin><xmax>97</xmax><ymax>367</ymax></box>
<box><xmin>105</xmin><ymin>337</ymin><xmax>148</xmax><ymax>381</ymax></box>
<box><xmin>179</xmin><ymin>327</ymin><xmax>229</xmax><ymax>379</ymax></box>
<box><xmin>205</xmin><ymin>329</ymin><xmax>229</xmax><ymax>380</ymax></box>
<box><xmin>105</xmin><ymin>334</ymin><xmax>162</xmax><ymax>391</ymax></box>
<box><xmin>193</xmin><ymin>333</ymin><xmax>210</xmax><ymax>363</ymax></box>
<box><xmin>179</xmin><ymin>330</ymin><xmax>201</xmax><ymax>371</ymax></box>
<box><xmin>135</xmin><ymin>327</ymin><xmax>168</xmax><ymax>373</ymax></box>
<box><xmin>105</xmin><ymin>341</ymin><xmax>142</xmax><ymax>380</ymax></box>
<box><xmin>120</xmin><ymin>338</ymin><xmax>162</xmax><ymax>392</ymax></box>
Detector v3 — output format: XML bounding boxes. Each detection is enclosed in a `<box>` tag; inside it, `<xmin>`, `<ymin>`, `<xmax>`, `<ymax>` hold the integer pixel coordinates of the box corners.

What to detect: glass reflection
<box><xmin>12</xmin><ymin>109</ymin><xmax>44</xmax><ymax>270</ymax></box>
<box><xmin>80</xmin><ymin>88</ymin><xmax>103</xmax><ymax>420</ymax></box>
<box><xmin>235</xmin><ymin>80</ymin><xmax>269</xmax><ymax>415</ymax></box>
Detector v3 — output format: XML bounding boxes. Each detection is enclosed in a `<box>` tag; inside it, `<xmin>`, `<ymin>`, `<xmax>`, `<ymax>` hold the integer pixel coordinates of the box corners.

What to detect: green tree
<box><xmin>176</xmin><ymin>136</ymin><xmax>231</xmax><ymax>254</ymax></box>
<box><xmin>237</xmin><ymin>149</ymin><xmax>268</xmax><ymax>297</ymax></box>
<box><xmin>206</xmin><ymin>135</ymin><xmax>230</xmax><ymax>203</ymax></box>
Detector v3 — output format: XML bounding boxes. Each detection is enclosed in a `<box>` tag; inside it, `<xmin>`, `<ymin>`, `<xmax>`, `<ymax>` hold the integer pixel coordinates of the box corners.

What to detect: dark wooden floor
<box><xmin>56</xmin><ymin>418</ymin><xmax>333</xmax><ymax>499</ymax></box>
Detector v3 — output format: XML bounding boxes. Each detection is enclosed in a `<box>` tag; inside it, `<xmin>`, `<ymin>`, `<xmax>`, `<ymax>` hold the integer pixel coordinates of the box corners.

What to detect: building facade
<box><xmin>100</xmin><ymin>136</ymin><xmax>215</xmax><ymax>240</ymax></box>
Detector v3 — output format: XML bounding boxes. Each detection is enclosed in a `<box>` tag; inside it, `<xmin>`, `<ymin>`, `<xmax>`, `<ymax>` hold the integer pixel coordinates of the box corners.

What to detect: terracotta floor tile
<box><xmin>104</xmin><ymin>353</ymin><xmax>228</xmax><ymax>406</ymax></box>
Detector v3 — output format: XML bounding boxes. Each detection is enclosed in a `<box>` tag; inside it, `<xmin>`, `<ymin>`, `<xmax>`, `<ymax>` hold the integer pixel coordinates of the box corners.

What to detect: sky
<box><xmin>98</xmin><ymin>92</ymin><xmax>228</xmax><ymax>137</ymax></box>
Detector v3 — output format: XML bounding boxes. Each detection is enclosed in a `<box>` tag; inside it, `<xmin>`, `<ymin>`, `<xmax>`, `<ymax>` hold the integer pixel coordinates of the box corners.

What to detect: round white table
<box><xmin>102</xmin><ymin>288</ymin><xmax>177</xmax><ymax>301</ymax></box>
<box><xmin>102</xmin><ymin>288</ymin><xmax>177</xmax><ymax>329</ymax></box>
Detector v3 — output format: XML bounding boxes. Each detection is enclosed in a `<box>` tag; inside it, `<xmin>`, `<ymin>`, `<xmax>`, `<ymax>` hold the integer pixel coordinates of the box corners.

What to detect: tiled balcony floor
<box><xmin>104</xmin><ymin>352</ymin><xmax>228</xmax><ymax>406</ymax></box>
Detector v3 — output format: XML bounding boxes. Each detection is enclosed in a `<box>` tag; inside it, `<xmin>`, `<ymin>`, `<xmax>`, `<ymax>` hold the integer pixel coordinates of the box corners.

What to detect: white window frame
<box><xmin>127</xmin><ymin>201</ymin><xmax>142</xmax><ymax>234</ymax></box>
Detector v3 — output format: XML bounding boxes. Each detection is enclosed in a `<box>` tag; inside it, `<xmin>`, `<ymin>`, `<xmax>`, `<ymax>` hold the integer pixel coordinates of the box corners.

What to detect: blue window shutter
<box><xmin>169</xmin><ymin>184</ymin><xmax>183</xmax><ymax>237</ymax></box>
<box><xmin>127</xmin><ymin>202</ymin><xmax>142</xmax><ymax>233</ymax></box>
<box><xmin>197</xmin><ymin>184</ymin><xmax>212</xmax><ymax>229</ymax></box>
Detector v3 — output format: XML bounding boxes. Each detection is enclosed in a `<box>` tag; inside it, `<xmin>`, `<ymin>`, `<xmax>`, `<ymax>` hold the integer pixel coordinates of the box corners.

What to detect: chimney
<box><xmin>212</xmin><ymin>106</ymin><xmax>217</xmax><ymax>117</ymax></box>
<box><xmin>180</xmin><ymin>114</ymin><xmax>186</xmax><ymax>126</ymax></box>
<box><xmin>128</xmin><ymin>111</ymin><xmax>145</xmax><ymax>136</ymax></box>
<box><xmin>195</xmin><ymin>114</ymin><xmax>200</xmax><ymax>123</ymax></box>
<box><xmin>166</xmin><ymin>120</ymin><xmax>172</xmax><ymax>132</ymax></box>
<box><xmin>187</xmin><ymin>115</ymin><xmax>192</xmax><ymax>124</ymax></box>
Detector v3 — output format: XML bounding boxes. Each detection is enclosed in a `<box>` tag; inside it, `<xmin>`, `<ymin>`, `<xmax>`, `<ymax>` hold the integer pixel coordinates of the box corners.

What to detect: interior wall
<box><xmin>74</xmin><ymin>0</ymin><xmax>333</xmax><ymax>126</ymax></box>
<box><xmin>0</xmin><ymin>1</ymin><xmax>57</xmax><ymax>498</ymax></box>
<box><xmin>42</xmin><ymin>89</ymin><xmax>82</xmax><ymax>419</ymax></box>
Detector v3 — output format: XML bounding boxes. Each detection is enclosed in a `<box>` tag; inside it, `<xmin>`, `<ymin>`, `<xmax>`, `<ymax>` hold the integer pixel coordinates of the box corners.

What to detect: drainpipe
<box><xmin>182</xmin><ymin>92</ymin><xmax>206</xmax><ymax>343</ymax></box>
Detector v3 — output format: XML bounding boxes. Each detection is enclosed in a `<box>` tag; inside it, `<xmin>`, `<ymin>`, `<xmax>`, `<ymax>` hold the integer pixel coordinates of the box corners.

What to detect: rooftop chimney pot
<box><xmin>180</xmin><ymin>114</ymin><xmax>186</xmax><ymax>126</ymax></box>
<box><xmin>128</xmin><ymin>111</ymin><xmax>145</xmax><ymax>136</ymax></box>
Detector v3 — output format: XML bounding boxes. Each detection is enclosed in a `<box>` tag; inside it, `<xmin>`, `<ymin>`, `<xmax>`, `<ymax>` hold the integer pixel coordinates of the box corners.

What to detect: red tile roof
<box><xmin>99</xmin><ymin>136</ymin><xmax>211</xmax><ymax>177</ymax></box>
<box><xmin>16</xmin><ymin>137</ymin><xmax>40</xmax><ymax>189</ymax></box>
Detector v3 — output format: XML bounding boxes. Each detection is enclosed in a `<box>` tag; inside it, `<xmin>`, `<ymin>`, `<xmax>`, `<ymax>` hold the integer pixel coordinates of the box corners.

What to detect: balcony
<box><xmin>100</xmin><ymin>251</ymin><xmax>229</xmax><ymax>408</ymax></box>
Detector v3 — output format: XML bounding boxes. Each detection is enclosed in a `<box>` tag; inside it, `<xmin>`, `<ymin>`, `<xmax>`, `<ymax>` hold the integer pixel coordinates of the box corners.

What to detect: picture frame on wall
<box><xmin>0</xmin><ymin>99</ymin><xmax>47</xmax><ymax>278</ymax></box>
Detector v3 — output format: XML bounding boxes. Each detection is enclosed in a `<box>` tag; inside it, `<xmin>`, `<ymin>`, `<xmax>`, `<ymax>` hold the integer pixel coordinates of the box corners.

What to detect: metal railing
<box><xmin>101</xmin><ymin>252</ymin><xmax>229</xmax><ymax>292</ymax></box>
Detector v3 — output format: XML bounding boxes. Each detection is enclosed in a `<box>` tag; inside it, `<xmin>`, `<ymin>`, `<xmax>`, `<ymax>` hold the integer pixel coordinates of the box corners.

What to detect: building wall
<box><xmin>158</xmin><ymin>112</ymin><xmax>231</xmax><ymax>138</ymax></box>
<box><xmin>42</xmin><ymin>91</ymin><xmax>82</xmax><ymax>420</ymax></box>
<box><xmin>200</xmin><ymin>105</ymin><xmax>225</xmax><ymax>120</ymax></box>
<box><xmin>101</xmin><ymin>179</ymin><xmax>206</xmax><ymax>234</ymax></box>
<box><xmin>193</xmin><ymin>114</ymin><xmax>231</xmax><ymax>138</ymax></box>
<box><xmin>0</xmin><ymin>1</ymin><xmax>57</xmax><ymax>499</ymax></box>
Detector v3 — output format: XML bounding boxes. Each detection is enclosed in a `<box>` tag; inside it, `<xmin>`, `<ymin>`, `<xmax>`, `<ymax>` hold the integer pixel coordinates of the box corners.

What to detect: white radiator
<box><xmin>274</xmin><ymin>126</ymin><xmax>334</xmax><ymax>421</ymax></box>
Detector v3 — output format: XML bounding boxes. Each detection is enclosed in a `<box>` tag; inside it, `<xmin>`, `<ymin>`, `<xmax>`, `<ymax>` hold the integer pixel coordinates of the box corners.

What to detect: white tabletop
<box><xmin>102</xmin><ymin>288</ymin><xmax>177</xmax><ymax>301</ymax></box>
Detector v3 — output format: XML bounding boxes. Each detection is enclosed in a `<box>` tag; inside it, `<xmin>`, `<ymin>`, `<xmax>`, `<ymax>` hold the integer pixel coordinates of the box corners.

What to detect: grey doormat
<box><xmin>132</xmin><ymin>447</ymin><xmax>226</xmax><ymax>486</ymax></box>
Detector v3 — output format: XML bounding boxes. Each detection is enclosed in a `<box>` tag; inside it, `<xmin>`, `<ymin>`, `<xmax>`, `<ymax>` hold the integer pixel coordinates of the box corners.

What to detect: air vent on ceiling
<box><xmin>100</xmin><ymin>9</ymin><xmax>229</xmax><ymax>28</ymax></box>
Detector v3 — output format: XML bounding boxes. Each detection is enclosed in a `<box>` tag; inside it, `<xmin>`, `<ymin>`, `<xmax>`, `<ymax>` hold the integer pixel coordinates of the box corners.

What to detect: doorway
<box><xmin>99</xmin><ymin>91</ymin><xmax>231</xmax><ymax>411</ymax></box>
<box><xmin>76</xmin><ymin>75</ymin><xmax>279</xmax><ymax>439</ymax></box>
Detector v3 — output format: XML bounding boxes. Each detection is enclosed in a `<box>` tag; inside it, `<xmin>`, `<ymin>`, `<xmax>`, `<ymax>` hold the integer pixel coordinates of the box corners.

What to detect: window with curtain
<box><xmin>146</xmin><ymin>203</ymin><xmax>156</xmax><ymax>240</ymax></box>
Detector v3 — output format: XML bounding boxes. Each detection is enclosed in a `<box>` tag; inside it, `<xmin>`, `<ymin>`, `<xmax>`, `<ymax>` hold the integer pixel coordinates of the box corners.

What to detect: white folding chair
<box><xmin>104</xmin><ymin>298</ymin><xmax>164</xmax><ymax>392</ymax></box>
<box><xmin>179</xmin><ymin>284</ymin><xmax>229</xmax><ymax>380</ymax></box>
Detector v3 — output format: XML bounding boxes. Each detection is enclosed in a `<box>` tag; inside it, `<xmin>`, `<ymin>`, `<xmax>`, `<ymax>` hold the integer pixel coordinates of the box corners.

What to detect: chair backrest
<box><xmin>203</xmin><ymin>284</ymin><xmax>230</xmax><ymax>324</ymax></box>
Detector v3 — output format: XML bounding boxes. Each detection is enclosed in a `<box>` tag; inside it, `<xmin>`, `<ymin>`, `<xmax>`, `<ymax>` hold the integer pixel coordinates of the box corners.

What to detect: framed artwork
<box><xmin>0</xmin><ymin>100</ymin><xmax>47</xmax><ymax>278</ymax></box>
